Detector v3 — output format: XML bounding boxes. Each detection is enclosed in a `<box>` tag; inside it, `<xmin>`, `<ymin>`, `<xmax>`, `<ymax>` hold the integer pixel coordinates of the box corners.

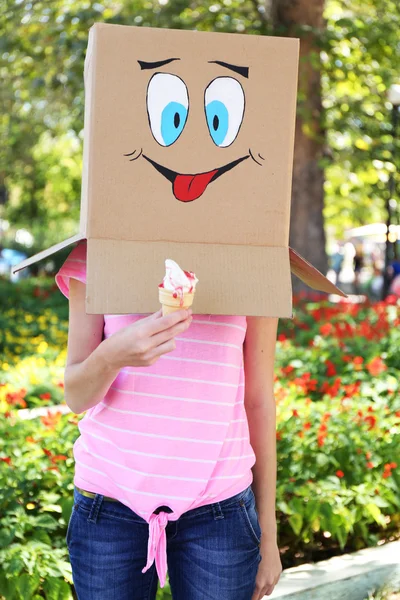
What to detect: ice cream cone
<box><xmin>159</xmin><ymin>287</ymin><xmax>195</xmax><ymax>316</ymax></box>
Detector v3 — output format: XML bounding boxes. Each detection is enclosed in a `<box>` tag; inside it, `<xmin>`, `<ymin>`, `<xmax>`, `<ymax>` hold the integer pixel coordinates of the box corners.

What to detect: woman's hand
<box><xmin>251</xmin><ymin>538</ymin><xmax>283</xmax><ymax>599</ymax></box>
<box><xmin>101</xmin><ymin>308</ymin><xmax>192</xmax><ymax>369</ymax></box>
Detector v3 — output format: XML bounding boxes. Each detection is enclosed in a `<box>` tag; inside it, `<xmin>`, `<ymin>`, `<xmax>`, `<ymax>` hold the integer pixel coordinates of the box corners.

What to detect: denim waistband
<box><xmin>74</xmin><ymin>484</ymin><xmax>253</xmax><ymax>521</ymax></box>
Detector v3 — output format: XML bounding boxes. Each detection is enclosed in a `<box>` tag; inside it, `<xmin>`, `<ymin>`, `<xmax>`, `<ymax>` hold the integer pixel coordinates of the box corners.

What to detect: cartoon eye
<box><xmin>205</xmin><ymin>77</ymin><xmax>245</xmax><ymax>147</ymax></box>
<box><xmin>146</xmin><ymin>73</ymin><xmax>189</xmax><ymax>146</ymax></box>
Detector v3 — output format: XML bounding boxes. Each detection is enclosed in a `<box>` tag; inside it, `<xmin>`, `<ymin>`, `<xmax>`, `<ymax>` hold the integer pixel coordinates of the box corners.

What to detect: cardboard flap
<box><xmin>289</xmin><ymin>247</ymin><xmax>347</xmax><ymax>298</ymax></box>
<box><xmin>87</xmin><ymin>239</ymin><xmax>294</xmax><ymax>317</ymax></box>
<box><xmin>12</xmin><ymin>233</ymin><xmax>86</xmax><ymax>274</ymax></box>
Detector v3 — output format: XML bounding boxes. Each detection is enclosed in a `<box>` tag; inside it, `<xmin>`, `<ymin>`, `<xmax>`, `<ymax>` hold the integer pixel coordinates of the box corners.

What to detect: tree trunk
<box><xmin>271</xmin><ymin>0</ymin><xmax>328</xmax><ymax>293</ymax></box>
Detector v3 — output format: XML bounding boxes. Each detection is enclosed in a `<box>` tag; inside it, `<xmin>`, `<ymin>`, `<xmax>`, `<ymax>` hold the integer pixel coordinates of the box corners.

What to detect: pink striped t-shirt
<box><xmin>56</xmin><ymin>240</ymin><xmax>256</xmax><ymax>588</ymax></box>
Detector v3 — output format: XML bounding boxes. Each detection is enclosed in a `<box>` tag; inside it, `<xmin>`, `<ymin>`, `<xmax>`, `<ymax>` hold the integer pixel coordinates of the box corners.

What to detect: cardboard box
<box><xmin>13</xmin><ymin>23</ymin><xmax>345</xmax><ymax>316</ymax></box>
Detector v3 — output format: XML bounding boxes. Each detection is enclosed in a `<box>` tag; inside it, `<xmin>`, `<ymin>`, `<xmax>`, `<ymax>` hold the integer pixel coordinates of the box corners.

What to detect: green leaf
<box><xmin>31</xmin><ymin>529</ymin><xmax>53</xmax><ymax>545</ymax></box>
<box><xmin>43</xmin><ymin>577</ymin><xmax>73</xmax><ymax>600</ymax></box>
<box><xmin>16</xmin><ymin>573</ymin><xmax>40</xmax><ymax>600</ymax></box>
<box><xmin>316</xmin><ymin>453</ymin><xmax>330</xmax><ymax>467</ymax></box>
<box><xmin>41</xmin><ymin>504</ymin><xmax>62</xmax><ymax>514</ymax></box>
<box><xmin>6</xmin><ymin>555</ymin><xmax>25</xmax><ymax>577</ymax></box>
<box><xmin>0</xmin><ymin>571</ymin><xmax>17</xmax><ymax>600</ymax></box>
<box><xmin>0</xmin><ymin>528</ymin><xmax>16</xmax><ymax>548</ymax></box>
<box><xmin>365</xmin><ymin>503</ymin><xmax>387</xmax><ymax>527</ymax></box>
<box><xmin>288</xmin><ymin>513</ymin><xmax>303</xmax><ymax>536</ymax></box>
<box><xmin>34</xmin><ymin>515</ymin><xmax>58</xmax><ymax>530</ymax></box>
<box><xmin>276</xmin><ymin>500</ymin><xmax>292</xmax><ymax>515</ymax></box>
<box><xmin>58</xmin><ymin>497</ymin><xmax>74</xmax><ymax>524</ymax></box>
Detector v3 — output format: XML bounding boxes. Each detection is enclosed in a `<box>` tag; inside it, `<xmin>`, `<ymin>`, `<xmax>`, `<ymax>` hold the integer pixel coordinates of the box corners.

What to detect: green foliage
<box><xmin>1</xmin><ymin>281</ymin><xmax>399</xmax><ymax>595</ymax></box>
<box><xmin>0</xmin><ymin>410</ymin><xmax>76</xmax><ymax>599</ymax></box>
<box><xmin>322</xmin><ymin>0</ymin><xmax>400</xmax><ymax>235</ymax></box>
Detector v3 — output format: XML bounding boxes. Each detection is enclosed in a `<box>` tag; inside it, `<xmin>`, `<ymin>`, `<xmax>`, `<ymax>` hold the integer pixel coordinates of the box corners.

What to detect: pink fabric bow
<box><xmin>141</xmin><ymin>511</ymin><xmax>169</xmax><ymax>588</ymax></box>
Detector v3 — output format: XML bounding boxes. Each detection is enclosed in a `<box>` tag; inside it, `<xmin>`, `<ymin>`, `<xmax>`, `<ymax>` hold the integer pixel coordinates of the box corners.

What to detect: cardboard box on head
<box><xmin>13</xmin><ymin>23</ymin><xmax>346</xmax><ymax>316</ymax></box>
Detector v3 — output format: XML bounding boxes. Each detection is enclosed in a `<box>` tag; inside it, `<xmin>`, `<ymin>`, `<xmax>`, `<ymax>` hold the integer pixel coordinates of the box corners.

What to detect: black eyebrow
<box><xmin>138</xmin><ymin>58</ymin><xmax>180</xmax><ymax>70</ymax></box>
<box><xmin>208</xmin><ymin>60</ymin><xmax>249</xmax><ymax>78</ymax></box>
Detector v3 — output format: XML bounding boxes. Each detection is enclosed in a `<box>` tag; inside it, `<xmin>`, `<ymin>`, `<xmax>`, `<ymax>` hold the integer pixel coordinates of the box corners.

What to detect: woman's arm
<box><xmin>64</xmin><ymin>278</ymin><xmax>192</xmax><ymax>414</ymax></box>
<box><xmin>63</xmin><ymin>278</ymin><xmax>118</xmax><ymax>414</ymax></box>
<box><xmin>243</xmin><ymin>316</ymin><xmax>279</xmax><ymax>540</ymax></box>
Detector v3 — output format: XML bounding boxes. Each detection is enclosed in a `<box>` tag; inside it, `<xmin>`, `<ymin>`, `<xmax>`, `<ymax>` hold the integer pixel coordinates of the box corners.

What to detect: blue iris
<box><xmin>161</xmin><ymin>102</ymin><xmax>188</xmax><ymax>146</ymax></box>
<box><xmin>206</xmin><ymin>100</ymin><xmax>229</xmax><ymax>146</ymax></box>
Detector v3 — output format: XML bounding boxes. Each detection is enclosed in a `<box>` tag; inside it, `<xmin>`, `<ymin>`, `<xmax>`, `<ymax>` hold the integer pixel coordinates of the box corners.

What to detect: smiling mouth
<box><xmin>142</xmin><ymin>154</ymin><xmax>249</xmax><ymax>202</ymax></box>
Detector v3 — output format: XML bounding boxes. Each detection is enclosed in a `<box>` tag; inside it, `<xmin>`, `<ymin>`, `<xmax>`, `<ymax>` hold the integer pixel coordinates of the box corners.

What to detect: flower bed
<box><xmin>0</xmin><ymin>279</ymin><xmax>399</xmax><ymax>598</ymax></box>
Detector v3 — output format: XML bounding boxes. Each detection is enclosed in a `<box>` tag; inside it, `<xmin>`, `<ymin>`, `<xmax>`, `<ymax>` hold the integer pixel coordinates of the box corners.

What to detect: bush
<box><xmin>1</xmin><ymin>279</ymin><xmax>399</xmax><ymax>596</ymax></box>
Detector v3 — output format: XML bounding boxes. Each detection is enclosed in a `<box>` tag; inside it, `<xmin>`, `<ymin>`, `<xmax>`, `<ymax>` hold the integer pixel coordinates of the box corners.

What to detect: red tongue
<box><xmin>173</xmin><ymin>169</ymin><xmax>218</xmax><ymax>202</ymax></box>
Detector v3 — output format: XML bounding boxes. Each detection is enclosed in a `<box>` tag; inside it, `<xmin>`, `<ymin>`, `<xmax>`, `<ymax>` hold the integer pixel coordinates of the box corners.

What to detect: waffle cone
<box><xmin>159</xmin><ymin>287</ymin><xmax>195</xmax><ymax>315</ymax></box>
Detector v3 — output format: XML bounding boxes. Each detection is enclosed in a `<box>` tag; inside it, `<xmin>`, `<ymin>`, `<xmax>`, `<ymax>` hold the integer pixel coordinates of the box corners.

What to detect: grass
<box><xmin>364</xmin><ymin>585</ymin><xmax>400</xmax><ymax>600</ymax></box>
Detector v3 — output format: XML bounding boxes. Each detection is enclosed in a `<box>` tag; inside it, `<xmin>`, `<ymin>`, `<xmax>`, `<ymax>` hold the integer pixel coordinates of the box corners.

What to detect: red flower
<box><xmin>320</xmin><ymin>323</ymin><xmax>333</xmax><ymax>336</ymax></box>
<box><xmin>278</xmin><ymin>334</ymin><xmax>287</xmax><ymax>342</ymax></box>
<box><xmin>390</xmin><ymin>462</ymin><xmax>397</xmax><ymax>469</ymax></box>
<box><xmin>1</xmin><ymin>457</ymin><xmax>12</xmax><ymax>465</ymax></box>
<box><xmin>366</xmin><ymin>451</ymin><xmax>372</xmax><ymax>459</ymax></box>
<box><xmin>353</xmin><ymin>356</ymin><xmax>364</xmax><ymax>370</ymax></box>
<box><xmin>276</xmin><ymin>431</ymin><xmax>282</xmax><ymax>440</ymax></box>
<box><xmin>26</xmin><ymin>436</ymin><xmax>36</xmax><ymax>443</ymax></box>
<box><xmin>344</xmin><ymin>381</ymin><xmax>361</xmax><ymax>398</ymax></box>
<box><xmin>366</xmin><ymin>357</ymin><xmax>387</xmax><ymax>376</ymax></box>
<box><xmin>5</xmin><ymin>389</ymin><xmax>27</xmax><ymax>408</ymax></box>
<box><xmin>39</xmin><ymin>392</ymin><xmax>51</xmax><ymax>400</ymax></box>
<box><xmin>292</xmin><ymin>409</ymin><xmax>299</xmax><ymax>417</ymax></box>
<box><xmin>320</xmin><ymin>378</ymin><xmax>342</xmax><ymax>398</ymax></box>
<box><xmin>293</xmin><ymin>372</ymin><xmax>318</xmax><ymax>394</ymax></box>
<box><xmin>52</xmin><ymin>454</ymin><xmax>68</xmax><ymax>462</ymax></box>
<box><xmin>385</xmin><ymin>294</ymin><xmax>398</xmax><ymax>305</ymax></box>
<box><xmin>364</xmin><ymin>415</ymin><xmax>377</xmax><ymax>430</ymax></box>
<box><xmin>281</xmin><ymin>365</ymin><xmax>295</xmax><ymax>376</ymax></box>
<box><xmin>43</xmin><ymin>448</ymin><xmax>53</xmax><ymax>457</ymax></box>
<box><xmin>325</xmin><ymin>360</ymin><xmax>337</xmax><ymax>377</ymax></box>
<box><xmin>304</xmin><ymin>421</ymin><xmax>312</xmax><ymax>430</ymax></box>
<box><xmin>336</xmin><ymin>470</ymin><xmax>344</xmax><ymax>478</ymax></box>
<box><xmin>40</xmin><ymin>410</ymin><xmax>62</xmax><ymax>429</ymax></box>
<box><xmin>366</xmin><ymin>461</ymin><xmax>374</xmax><ymax>469</ymax></box>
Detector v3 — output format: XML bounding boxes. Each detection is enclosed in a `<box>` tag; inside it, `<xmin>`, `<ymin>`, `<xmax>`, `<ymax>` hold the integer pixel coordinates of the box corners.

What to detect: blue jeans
<box><xmin>66</xmin><ymin>484</ymin><xmax>263</xmax><ymax>600</ymax></box>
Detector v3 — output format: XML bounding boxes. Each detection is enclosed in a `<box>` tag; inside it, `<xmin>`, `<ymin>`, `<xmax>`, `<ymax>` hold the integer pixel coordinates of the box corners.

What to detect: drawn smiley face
<box><xmin>124</xmin><ymin>58</ymin><xmax>263</xmax><ymax>203</ymax></box>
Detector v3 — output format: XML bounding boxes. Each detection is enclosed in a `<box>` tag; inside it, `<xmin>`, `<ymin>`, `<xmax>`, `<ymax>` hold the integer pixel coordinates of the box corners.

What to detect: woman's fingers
<box><xmin>150</xmin><ymin>316</ymin><xmax>192</xmax><ymax>348</ymax></box>
<box><xmin>145</xmin><ymin>338</ymin><xmax>177</xmax><ymax>361</ymax></box>
<box><xmin>146</xmin><ymin>308</ymin><xmax>192</xmax><ymax>336</ymax></box>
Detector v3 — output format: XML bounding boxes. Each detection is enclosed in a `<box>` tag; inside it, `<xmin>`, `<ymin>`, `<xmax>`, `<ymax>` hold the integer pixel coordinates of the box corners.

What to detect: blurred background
<box><xmin>1</xmin><ymin>0</ymin><xmax>400</xmax><ymax>298</ymax></box>
<box><xmin>1</xmin><ymin>2</ymin><xmax>400</xmax><ymax>600</ymax></box>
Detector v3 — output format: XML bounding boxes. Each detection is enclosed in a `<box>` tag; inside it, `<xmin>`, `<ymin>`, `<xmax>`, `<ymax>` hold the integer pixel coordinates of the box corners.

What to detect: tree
<box><xmin>271</xmin><ymin>0</ymin><xmax>328</xmax><ymax>283</ymax></box>
<box><xmin>1</xmin><ymin>0</ymin><xmax>400</xmax><ymax>272</ymax></box>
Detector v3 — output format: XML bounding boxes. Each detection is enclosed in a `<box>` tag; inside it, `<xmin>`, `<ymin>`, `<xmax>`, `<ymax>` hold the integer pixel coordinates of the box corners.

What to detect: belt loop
<box><xmin>87</xmin><ymin>493</ymin><xmax>104</xmax><ymax>524</ymax></box>
<box><xmin>212</xmin><ymin>501</ymin><xmax>224</xmax><ymax>520</ymax></box>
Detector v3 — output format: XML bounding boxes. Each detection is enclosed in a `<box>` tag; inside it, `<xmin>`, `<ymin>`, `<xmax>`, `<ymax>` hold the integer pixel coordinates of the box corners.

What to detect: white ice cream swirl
<box><xmin>162</xmin><ymin>259</ymin><xmax>198</xmax><ymax>297</ymax></box>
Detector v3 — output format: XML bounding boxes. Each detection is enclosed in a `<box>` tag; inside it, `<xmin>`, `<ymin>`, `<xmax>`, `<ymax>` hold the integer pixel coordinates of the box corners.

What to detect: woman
<box><xmin>57</xmin><ymin>240</ymin><xmax>282</xmax><ymax>600</ymax></box>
